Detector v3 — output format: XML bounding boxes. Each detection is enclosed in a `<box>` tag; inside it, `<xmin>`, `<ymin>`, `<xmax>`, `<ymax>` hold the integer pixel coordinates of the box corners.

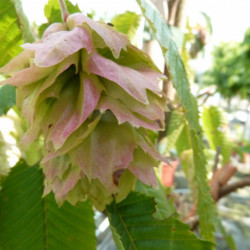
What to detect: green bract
<box><xmin>0</xmin><ymin>13</ymin><xmax>167</xmax><ymax>210</ymax></box>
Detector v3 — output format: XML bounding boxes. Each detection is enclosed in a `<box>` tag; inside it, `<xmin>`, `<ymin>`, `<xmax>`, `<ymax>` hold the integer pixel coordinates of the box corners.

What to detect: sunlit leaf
<box><xmin>112</xmin><ymin>11</ymin><xmax>141</xmax><ymax>44</ymax></box>
<box><xmin>202</xmin><ymin>106</ymin><xmax>232</xmax><ymax>164</ymax></box>
<box><xmin>0</xmin><ymin>1</ymin><xmax>21</xmax><ymax>67</ymax></box>
<box><xmin>159</xmin><ymin>110</ymin><xmax>185</xmax><ymax>154</ymax></box>
<box><xmin>38</xmin><ymin>0</ymin><xmax>81</xmax><ymax>37</ymax></box>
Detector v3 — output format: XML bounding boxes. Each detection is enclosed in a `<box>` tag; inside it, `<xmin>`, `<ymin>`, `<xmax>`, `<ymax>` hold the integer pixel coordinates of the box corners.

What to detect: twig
<box><xmin>189</xmin><ymin>177</ymin><xmax>250</xmax><ymax>231</ymax></box>
<box><xmin>219</xmin><ymin>177</ymin><xmax>250</xmax><ymax>199</ymax></box>
<box><xmin>58</xmin><ymin>0</ymin><xmax>69</xmax><ymax>22</ymax></box>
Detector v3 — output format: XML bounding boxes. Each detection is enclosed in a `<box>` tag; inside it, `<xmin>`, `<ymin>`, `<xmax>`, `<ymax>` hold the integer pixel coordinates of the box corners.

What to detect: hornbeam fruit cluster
<box><xmin>0</xmin><ymin>13</ymin><xmax>167</xmax><ymax>210</ymax></box>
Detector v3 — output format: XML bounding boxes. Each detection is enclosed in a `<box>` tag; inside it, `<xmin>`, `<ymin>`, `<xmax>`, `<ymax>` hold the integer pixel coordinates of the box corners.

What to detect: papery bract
<box><xmin>0</xmin><ymin>12</ymin><xmax>168</xmax><ymax>209</ymax></box>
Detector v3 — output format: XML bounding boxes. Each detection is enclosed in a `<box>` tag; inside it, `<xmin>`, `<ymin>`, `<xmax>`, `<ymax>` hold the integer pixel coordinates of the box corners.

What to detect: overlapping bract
<box><xmin>0</xmin><ymin>13</ymin><xmax>167</xmax><ymax>209</ymax></box>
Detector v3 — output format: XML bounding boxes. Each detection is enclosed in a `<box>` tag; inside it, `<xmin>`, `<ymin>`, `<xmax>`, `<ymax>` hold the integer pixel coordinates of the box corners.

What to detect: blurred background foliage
<box><xmin>203</xmin><ymin>28</ymin><xmax>250</xmax><ymax>99</ymax></box>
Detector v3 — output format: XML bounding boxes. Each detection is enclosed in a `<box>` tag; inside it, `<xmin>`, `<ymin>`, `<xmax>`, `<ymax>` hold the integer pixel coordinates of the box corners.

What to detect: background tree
<box><xmin>203</xmin><ymin>28</ymin><xmax>250</xmax><ymax>99</ymax></box>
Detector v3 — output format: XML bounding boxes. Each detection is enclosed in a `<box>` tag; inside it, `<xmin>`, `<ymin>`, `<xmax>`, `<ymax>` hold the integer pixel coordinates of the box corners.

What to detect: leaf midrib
<box><xmin>114</xmin><ymin>204</ymin><xmax>138</xmax><ymax>250</ymax></box>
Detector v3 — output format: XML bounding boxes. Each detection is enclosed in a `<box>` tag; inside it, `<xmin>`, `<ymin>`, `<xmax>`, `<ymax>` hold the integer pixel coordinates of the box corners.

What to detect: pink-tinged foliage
<box><xmin>0</xmin><ymin>12</ymin><xmax>168</xmax><ymax>208</ymax></box>
<box><xmin>70</xmin><ymin>121</ymin><xmax>137</xmax><ymax>192</ymax></box>
<box><xmin>67</xmin><ymin>13</ymin><xmax>129</xmax><ymax>58</ymax></box>
<box><xmin>21</xmin><ymin>53</ymin><xmax>79</xmax><ymax>125</ymax></box>
<box><xmin>88</xmin><ymin>52</ymin><xmax>162</xmax><ymax>104</ymax></box>
<box><xmin>129</xmin><ymin>149</ymin><xmax>158</xmax><ymax>187</ymax></box>
<box><xmin>0</xmin><ymin>50</ymin><xmax>34</xmax><ymax>76</ymax></box>
<box><xmin>42</xmin><ymin>23</ymin><xmax>67</xmax><ymax>38</ymax></box>
<box><xmin>0</xmin><ymin>64</ymin><xmax>54</xmax><ymax>87</ymax></box>
<box><xmin>42</xmin><ymin>116</ymin><xmax>100</xmax><ymax>163</ymax></box>
<box><xmin>43</xmin><ymin>155</ymin><xmax>70</xmax><ymax>182</ymax></box>
<box><xmin>22</xmin><ymin>27</ymin><xmax>94</xmax><ymax>67</ymax></box>
<box><xmin>52</xmin><ymin>165</ymin><xmax>82</xmax><ymax>203</ymax></box>
<box><xmin>99</xmin><ymin>96</ymin><xmax>161</xmax><ymax>130</ymax></box>
<box><xmin>102</xmin><ymin>80</ymin><xmax>165</xmax><ymax>126</ymax></box>
<box><xmin>49</xmin><ymin>74</ymin><xmax>101</xmax><ymax>149</ymax></box>
<box><xmin>137</xmin><ymin>133</ymin><xmax>169</xmax><ymax>164</ymax></box>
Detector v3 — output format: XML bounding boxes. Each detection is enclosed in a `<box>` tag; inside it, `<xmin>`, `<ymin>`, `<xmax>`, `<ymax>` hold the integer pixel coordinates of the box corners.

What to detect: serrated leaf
<box><xmin>0</xmin><ymin>161</ymin><xmax>96</xmax><ymax>250</ymax></box>
<box><xmin>136</xmin><ymin>0</ymin><xmax>217</xmax><ymax>242</ymax></box>
<box><xmin>135</xmin><ymin>180</ymin><xmax>175</xmax><ymax>220</ymax></box>
<box><xmin>0</xmin><ymin>85</ymin><xmax>16</xmax><ymax>116</ymax></box>
<box><xmin>67</xmin><ymin>13</ymin><xmax>130</xmax><ymax>59</ymax></box>
<box><xmin>88</xmin><ymin>52</ymin><xmax>162</xmax><ymax>104</ymax></box>
<box><xmin>159</xmin><ymin>110</ymin><xmax>185</xmax><ymax>154</ymax></box>
<box><xmin>175</xmin><ymin>122</ymin><xmax>191</xmax><ymax>155</ymax></box>
<box><xmin>107</xmin><ymin>192</ymin><xmax>214</xmax><ymax>250</ymax></box>
<box><xmin>0</xmin><ymin>1</ymin><xmax>21</xmax><ymax>67</ymax></box>
<box><xmin>112</xmin><ymin>11</ymin><xmax>141</xmax><ymax>44</ymax></box>
<box><xmin>202</xmin><ymin>106</ymin><xmax>232</xmax><ymax>164</ymax></box>
<box><xmin>0</xmin><ymin>0</ymin><xmax>34</xmax><ymax>67</ymax></box>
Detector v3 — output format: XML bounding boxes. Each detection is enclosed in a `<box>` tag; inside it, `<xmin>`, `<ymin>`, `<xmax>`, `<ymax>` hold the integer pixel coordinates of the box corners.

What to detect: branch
<box><xmin>189</xmin><ymin>177</ymin><xmax>250</xmax><ymax>231</ymax></box>
<box><xmin>219</xmin><ymin>177</ymin><xmax>250</xmax><ymax>199</ymax></box>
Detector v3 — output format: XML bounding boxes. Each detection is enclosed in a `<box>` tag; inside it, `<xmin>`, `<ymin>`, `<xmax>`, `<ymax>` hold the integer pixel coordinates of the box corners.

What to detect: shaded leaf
<box><xmin>137</xmin><ymin>0</ymin><xmax>216</xmax><ymax>241</ymax></box>
<box><xmin>107</xmin><ymin>192</ymin><xmax>214</xmax><ymax>250</ymax></box>
<box><xmin>0</xmin><ymin>85</ymin><xmax>16</xmax><ymax>116</ymax></box>
<box><xmin>135</xmin><ymin>180</ymin><xmax>175</xmax><ymax>220</ymax></box>
<box><xmin>0</xmin><ymin>161</ymin><xmax>96</xmax><ymax>250</ymax></box>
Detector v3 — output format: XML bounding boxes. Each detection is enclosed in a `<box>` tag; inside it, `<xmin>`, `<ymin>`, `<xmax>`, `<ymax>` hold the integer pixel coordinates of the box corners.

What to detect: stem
<box><xmin>58</xmin><ymin>0</ymin><xmax>69</xmax><ymax>22</ymax></box>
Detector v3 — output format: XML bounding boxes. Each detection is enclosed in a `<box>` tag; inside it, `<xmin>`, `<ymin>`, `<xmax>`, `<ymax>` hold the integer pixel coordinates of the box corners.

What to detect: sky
<box><xmin>22</xmin><ymin>0</ymin><xmax>250</xmax><ymax>44</ymax></box>
<box><xmin>21</xmin><ymin>0</ymin><xmax>250</xmax><ymax>72</ymax></box>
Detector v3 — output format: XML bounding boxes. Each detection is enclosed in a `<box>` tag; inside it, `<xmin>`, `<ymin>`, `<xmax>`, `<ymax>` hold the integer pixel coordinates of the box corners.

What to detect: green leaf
<box><xmin>39</xmin><ymin>0</ymin><xmax>81</xmax><ymax>37</ymax></box>
<box><xmin>0</xmin><ymin>1</ymin><xmax>21</xmax><ymax>67</ymax></box>
<box><xmin>136</xmin><ymin>0</ymin><xmax>217</xmax><ymax>242</ymax></box>
<box><xmin>216</xmin><ymin>219</ymin><xmax>236</xmax><ymax>250</ymax></box>
<box><xmin>159</xmin><ymin>111</ymin><xmax>185</xmax><ymax>154</ymax></box>
<box><xmin>112</xmin><ymin>11</ymin><xmax>141</xmax><ymax>44</ymax></box>
<box><xmin>135</xmin><ymin>181</ymin><xmax>175</xmax><ymax>220</ymax></box>
<box><xmin>0</xmin><ymin>161</ymin><xmax>96</xmax><ymax>250</ymax></box>
<box><xmin>202</xmin><ymin>106</ymin><xmax>232</xmax><ymax>164</ymax></box>
<box><xmin>107</xmin><ymin>192</ymin><xmax>214</xmax><ymax>250</ymax></box>
<box><xmin>11</xmin><ymin>0</ymin><xmax>35</xmax><ymax>43</ymax></box>
<box><xmin>0</xmin><ymin>85</ymin><xmax>16</xmax><ymax>116</ymax></box>
<box><xmin>0</xmin><ymin>0</ymin><xmax>34</xmax><ymax>67</ymax></box>
<box><xmin>175</xmin><ymin>122</ymin><xmax>191</xmax><ymax>155</ymax></box>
